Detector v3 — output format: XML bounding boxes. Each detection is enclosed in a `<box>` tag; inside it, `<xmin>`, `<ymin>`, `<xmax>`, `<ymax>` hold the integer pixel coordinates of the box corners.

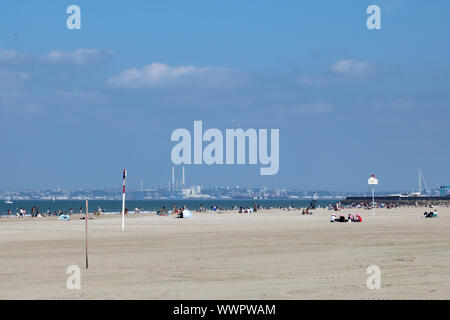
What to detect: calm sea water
<box><xmin>0</xmin><ymin>199</ymin><xmax>337</xmax><ymax>216</ymax></box>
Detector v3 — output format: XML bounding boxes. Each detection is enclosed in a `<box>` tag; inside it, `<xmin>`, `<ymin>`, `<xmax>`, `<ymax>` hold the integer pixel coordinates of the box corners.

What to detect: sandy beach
<box><xmin>1</xmin><ymin>206</ymin><xmax>449</xmax><ymax>299</ymax></box>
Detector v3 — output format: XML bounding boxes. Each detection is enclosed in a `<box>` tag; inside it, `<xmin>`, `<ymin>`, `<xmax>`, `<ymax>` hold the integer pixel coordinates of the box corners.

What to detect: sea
<box><xmin>0</xmin><ymin>199</ymin><xmax>337</xmax><ymax>216</ymax></box>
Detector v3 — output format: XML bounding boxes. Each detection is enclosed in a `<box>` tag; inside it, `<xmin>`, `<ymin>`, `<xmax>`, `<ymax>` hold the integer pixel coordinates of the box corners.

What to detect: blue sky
<box><xmin>0</xmin><ymin>0</ymin><xmax>449</xmax><ymax>191</ymax></box>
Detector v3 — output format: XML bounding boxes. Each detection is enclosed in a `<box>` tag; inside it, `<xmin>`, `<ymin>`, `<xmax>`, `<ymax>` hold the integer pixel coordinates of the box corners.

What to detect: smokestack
<box><xmin>182</xmin><ymin>166</ymin><xmax>185</xmax><ymax>189</ymax></box>
<box><xmin>172</xmin><ymin>166</ymin><xmax>175</xmax><ymax>192</ymax></box>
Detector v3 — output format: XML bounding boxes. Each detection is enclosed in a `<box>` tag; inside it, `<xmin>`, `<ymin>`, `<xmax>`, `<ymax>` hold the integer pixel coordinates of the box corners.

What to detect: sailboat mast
<box><xmin>418</xmin><ymin>168</ymin><xmax>422</xmax><ymax>195</ymax></box>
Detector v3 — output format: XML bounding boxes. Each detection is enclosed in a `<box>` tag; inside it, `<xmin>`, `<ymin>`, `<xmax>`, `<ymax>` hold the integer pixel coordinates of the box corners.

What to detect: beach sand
<box><xmin>0</xmin><ymin>206</ymin><xmax>449</xmax><ymax>299</ymax></box>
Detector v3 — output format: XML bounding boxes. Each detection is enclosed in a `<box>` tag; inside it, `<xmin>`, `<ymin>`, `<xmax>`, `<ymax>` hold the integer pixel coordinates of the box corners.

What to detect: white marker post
<box><xmin>122</xmin><ymin>169</ymin><xmax>127</xmax><ymax>231</ymax></box>
<box><xmin>368</xmin><ymin>174</ymin><xmax>379</xmax><ymax>217</ymax></box>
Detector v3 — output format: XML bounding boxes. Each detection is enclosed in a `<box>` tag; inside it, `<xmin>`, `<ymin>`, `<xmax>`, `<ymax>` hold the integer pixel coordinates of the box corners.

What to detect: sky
<box><xmin>0</xmin><ymin>0</ymin><xmax>449</xmax><ymax>192</ymax></box>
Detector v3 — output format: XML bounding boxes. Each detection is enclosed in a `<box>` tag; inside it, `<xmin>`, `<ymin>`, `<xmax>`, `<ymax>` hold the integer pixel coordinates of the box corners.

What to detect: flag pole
<box><xmin>368</xmin><ymin>174</ymin><xmax>378</xmax><ymax>218</ymax></box>
<box><xmin>372</xmin><ymin>185</ymin><xmax>375</xmax><ymax>218</ymax></box>
<box><xmin>122</xmin><ymin>169</ymin><xmax>127</xmax><ymax>231</ymax></box>
<box><xmin>85</xmin><ymin>199</ymin><xmax>88</xmax><ymax>269</ymax></box>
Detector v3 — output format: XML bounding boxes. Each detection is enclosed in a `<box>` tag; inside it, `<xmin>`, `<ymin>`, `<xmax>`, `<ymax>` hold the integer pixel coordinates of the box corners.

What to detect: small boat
<box><xmin>4</xmin><ymin>192</ymin><xmax>13</xmax><ymax>204</ymax></box>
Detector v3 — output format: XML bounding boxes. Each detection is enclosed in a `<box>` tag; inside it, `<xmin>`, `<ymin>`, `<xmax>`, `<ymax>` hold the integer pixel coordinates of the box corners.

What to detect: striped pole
<box><xmin>85</xmin><ymin>200</ymin><xmax>88</xmax><ymax>269</ymax></box>
<box><xmin>122</xmin><ymin>169</ymin><xmax>127</xmax><ymax>231</ymax></box>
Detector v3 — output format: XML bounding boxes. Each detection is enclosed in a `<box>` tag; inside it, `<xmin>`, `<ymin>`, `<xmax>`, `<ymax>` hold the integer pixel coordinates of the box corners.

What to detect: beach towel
<box><xmin>58</xmin><ymin>214</ymin><xmax>70</xmax><ymax>221</ymax></box>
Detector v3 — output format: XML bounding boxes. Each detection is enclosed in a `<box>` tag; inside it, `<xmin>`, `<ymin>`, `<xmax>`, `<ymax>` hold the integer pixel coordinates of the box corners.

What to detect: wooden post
<box><xmin>85</xmin><ymin>200</ymin><xmax>88</xmax><ymax>269</ymax></box>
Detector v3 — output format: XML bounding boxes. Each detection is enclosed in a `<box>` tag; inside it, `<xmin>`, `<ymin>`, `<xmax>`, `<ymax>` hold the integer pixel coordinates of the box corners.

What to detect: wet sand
<box><xmin>0</xmin><ymin>206</ymin><xmax>449</xmax><ymax>299</ymax></box>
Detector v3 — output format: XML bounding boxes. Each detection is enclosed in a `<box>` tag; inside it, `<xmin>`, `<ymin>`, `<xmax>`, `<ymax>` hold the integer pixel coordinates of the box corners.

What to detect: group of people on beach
<box><xmin>10</xmin><ymin>205</ymin><xmax>109</xmax><ymax>218</ymax></box>
<box><xmin>155</xmin><ymin>204</ymin><xmax>193</xmax><ymax>218</ymax></box>
<box><xmin>343</xmin><ymin>200</ymin><xmax>450</xmax><ymax>209</ymax></box>
<box><xmin>421</xmin><ymin>209</ymin><xmax>438</xmax><ymax>218</ymax></box>
<box><xmin>330</xmin><ymin>213</ymin><xmax>362</xmax><ymax>223</ymax></box>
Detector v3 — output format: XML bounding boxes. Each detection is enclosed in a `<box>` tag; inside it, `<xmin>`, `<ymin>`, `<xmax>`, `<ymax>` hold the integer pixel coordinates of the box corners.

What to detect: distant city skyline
<box><xmin>2</xmin><ymin>185</ymin><xmax>438</xmax><ymax>202</ymax></box>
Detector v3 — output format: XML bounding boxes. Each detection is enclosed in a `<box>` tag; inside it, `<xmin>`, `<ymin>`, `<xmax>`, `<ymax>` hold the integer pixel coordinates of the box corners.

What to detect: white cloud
<box><xmin>40</xmin><ymin>49</ymin><xmax>113</xmax><ymax>66</ymax></box>
<box><xmin>330</xmin><ymin>59</ymin><xmax>373</xmax><ymax>76</ymax></box>
<box><xmin>298</xmin><ymin>59</ymin><xmax>374</xmax><ymax>86</ymax></box>
<box><xmin>107</xmin><ymin>62</ymin><xmax>242</xmax><ymax>89</ymax></box>
<box><xmin>0</xmin><ymin>46</ymin><xmax>27</xmax><ymax>64</ymax></box>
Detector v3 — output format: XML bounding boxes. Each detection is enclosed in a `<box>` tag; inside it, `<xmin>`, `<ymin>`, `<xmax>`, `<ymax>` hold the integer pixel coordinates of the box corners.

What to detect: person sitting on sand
<box><xmin>157</xmin><ymin>206</ymin><xmax>169</xmax><ymax>216</ymax></box>
<box><xmin>330</xmin><ymin>214</ymin><xmax>337</xmax><ymax>222</ymax></box>
<box><xmin>338</xmin><ymin>213</ymin><xmax>347</xmax><ymax>222</ymax></box>
<box><xmin>422</xmin><ymin>211</ymin><xmax>433</xmax><ymax>218</ymax></box>
<box><xmin>354</xmin><ymin>214</ymin><xmax>362</xmax><ymax>222</ymax></box>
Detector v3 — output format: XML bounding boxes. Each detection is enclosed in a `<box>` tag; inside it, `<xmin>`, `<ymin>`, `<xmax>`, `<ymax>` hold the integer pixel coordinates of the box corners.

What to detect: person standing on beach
<box><xmin>7</xmin><ymin>209</ymin><xmax>11</xmax><ymax>216</ymax></box>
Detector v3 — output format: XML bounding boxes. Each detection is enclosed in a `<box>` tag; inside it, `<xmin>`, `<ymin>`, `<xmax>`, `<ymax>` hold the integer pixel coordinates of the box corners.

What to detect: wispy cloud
<box><xmin>330</xmin><ymin>59</ymin><xmax>373</xmax><ymax>76</ymax></box>
<box><xmin>0</xmin><ymin>46</ymin><xmax>28</xmax><ymax>64</ymax></box>
<box><xmin>298</xmin><ymin>59</ymin><xmax>375</xmax><ymax>86</ymax></box>
<box><xmin>107</xmin><ymin>62</ymin><xmax>244</xmax><ymax>89</ymax></box>
<box><xmin>0</xmin><ymin>90</ymin><xmax>41</xmax><ymax>112</ymax></box>
<box><xmin>40</xmin><ymin>49</ymin><xmax>113</xmax><ymax>66</ymax></box>
<box><xmin>0</xmin><ymin>69</ymin><xmax>30</xmax><ymax>89</ymax></box>
<box><xmin>0</xmin><ymin>68</ymin><xmax>40</xmax><ymax>112</ymax></box>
